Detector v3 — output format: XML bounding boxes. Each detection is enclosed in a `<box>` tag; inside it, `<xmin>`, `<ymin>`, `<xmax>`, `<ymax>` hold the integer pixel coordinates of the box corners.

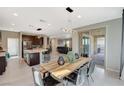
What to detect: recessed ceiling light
<box><xmin>12</xmin><ymin>23</ymin><xmax>15</xmax><ymax>26</ymax></box>
<box><xmin>48</xmin><ymin>24</ymin><xmax>51</xmax><ymax>26</ymax></box>
<box><xmin>37</xmin><ymin>28</ymin><xmax>42</xmax><ymax>31</ymax></box>
<box><xmin>13</xmin><ymin>13</ymin><xmax>18</xmax><ymax>16</ymax></box>
<box><xmin>77</xmin><ymin>15</ymin><xmax>82</xmax><ymax>18</ymax></box>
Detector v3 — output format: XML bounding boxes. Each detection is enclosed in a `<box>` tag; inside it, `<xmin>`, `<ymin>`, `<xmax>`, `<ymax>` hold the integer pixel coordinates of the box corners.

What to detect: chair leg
<box><xmin>90</xmin><ymin>75</ymin><xmax>94</xmax><ymax>82</ymax></box>
<box><xmin>62</xmin><ymin>79</ymin><xmax>68</xmax><ymax>86</ymax></box>
<box><xmin>86</xmin><ymin>76</ymin><xmax>89</xmax><ymax>85</ymax></box>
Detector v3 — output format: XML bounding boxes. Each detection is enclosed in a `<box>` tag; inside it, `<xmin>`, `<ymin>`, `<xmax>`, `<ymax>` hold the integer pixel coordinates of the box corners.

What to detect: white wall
<box><xmin>1</xmin><ymin>30</ymin><xmax>21</xmax><ymax>57</ymax></box>
<box><xmin>43</xmin><ymin>36</ymin><xmax>48</xmax><ymax>49</ymax></box>
<box><xmin>1</xmin><ymin>31</ymin><xmax>20</xmax><ymax>50</ymax></box>
<box><xmin>51</xmin><ymin>38</ymin><xmax>58</xmax><ymax>52</ymax></box>
<box><xmin>106</xmin><ymin>19</ymin><xmax>122</xmax><ymax>72</ymax></box>
<box><xmin>72</xmin><ymin>18</ymin><xmax>122</xmax><ymax>72</ymax></box>
<box><xmin>72</xmin><ymin>31</ymin><xmax>79</xmax><ymax>53</ymax></box>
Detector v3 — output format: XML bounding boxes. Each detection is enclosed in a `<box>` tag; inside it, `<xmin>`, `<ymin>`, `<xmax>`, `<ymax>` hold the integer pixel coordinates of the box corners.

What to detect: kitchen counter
<box><xmin>0</xmin><ymin>52</ymin><xmax>6</xmax><ymax>57</ymax></box>
<box><xmin>0</xmin><ymin>51</ymin><xmax>7</xmax><ymax>75</ymax></box>
<box><xmin>24</xmin><ymin>48</ymin><xmax>47</xmax><ymax>54</ymax></box>
<box><xmin>24</xmin><ymin>48</ymin><xmax>47</xmax><ymax>66</ymax></box>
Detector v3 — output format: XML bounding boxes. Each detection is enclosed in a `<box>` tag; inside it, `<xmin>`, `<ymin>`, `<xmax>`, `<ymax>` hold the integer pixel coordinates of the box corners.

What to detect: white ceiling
<box><xmin>0</xmin><ymin>7</ymin><xmax>123</xmax><ymax>38</ymax></box>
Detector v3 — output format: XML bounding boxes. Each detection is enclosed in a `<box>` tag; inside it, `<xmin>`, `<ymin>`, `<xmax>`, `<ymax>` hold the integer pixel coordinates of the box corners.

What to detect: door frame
<box><xmin>79</xmin><ymin>27</ymin><xmax>106</xmax><ymax>70</ymax></box>
<box><xmin>93</xmin><ymin>35</ymin><xmax>106</xmax><ymax>68</ymax></box>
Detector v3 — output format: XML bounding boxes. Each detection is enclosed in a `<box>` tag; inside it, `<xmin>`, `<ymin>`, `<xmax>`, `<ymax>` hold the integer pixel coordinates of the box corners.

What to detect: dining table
<box><xmin>40</xmin><ymin>57</ymin><xmax>92</xmax><ymax>81</ymax></box>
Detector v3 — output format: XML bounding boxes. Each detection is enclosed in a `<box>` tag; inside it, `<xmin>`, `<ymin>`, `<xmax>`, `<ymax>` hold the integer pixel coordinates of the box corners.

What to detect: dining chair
<box><xmin>32</xmin><ymin>67</ymin><xmax>44</xmax><ymax>86</ymax></box>
<box><xmin>66</xmin><ymin>51</ymin><xmax>76</xmax><ymax>63</ymax></box>
<box><xmin>87</xmin><ymin>61</ymin><xmax>95</xmax><ymax>82</ymax></box>
<box><xmin>32</xmin><ymin>67</ymin><xmax>60</xmax><ymax>86</ymax></box>
<box><xmin>65</xmin><ymin>52</ymin><xmax>89</xmax><ymax>84</ymax></box>
<box><xmin>65</xmin><ymin>66</ymin><xmax>88</xmax><ymax>86</ymax></box>
<box><xmin>75</xmin><ymin>53</ymin><xmax>79</xmax><ymax>59</ymax></box>
<box><xmin>42</xmin><ymin>50</ymin><xmax>51</xmax><ymax>62</ymax></box>
<box><xmin>76</xmin><ymin>66</ymin><xmax>88</xmax><ymax>85</ymax></box>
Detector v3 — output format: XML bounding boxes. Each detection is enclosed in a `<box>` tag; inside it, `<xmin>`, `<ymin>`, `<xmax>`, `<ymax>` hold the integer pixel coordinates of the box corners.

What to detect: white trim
<box><xmin>106</xmin><ymin>68</ymin><xmax>120</xmax><ymax>73</ymax></box>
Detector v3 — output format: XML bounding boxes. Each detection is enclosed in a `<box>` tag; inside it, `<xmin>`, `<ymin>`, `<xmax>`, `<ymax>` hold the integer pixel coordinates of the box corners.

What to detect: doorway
<box><xmin>8</xmin><ymin>38</ymin><xmax>19</xmax><ymax>58</ymax></box>
<box><xmin>79</xmin><ymin>27</ymin><xmax>106</xmax><ymax>68</ymax></box>
<box><xmin>96</xmin><ymin>37</ymin><xmax>105</xmax><ymax>54</ymax></box>
<box><xmin>94</xmin><ymin>36</ymin><xmax>105</xmax><ymax>66</ymax></box>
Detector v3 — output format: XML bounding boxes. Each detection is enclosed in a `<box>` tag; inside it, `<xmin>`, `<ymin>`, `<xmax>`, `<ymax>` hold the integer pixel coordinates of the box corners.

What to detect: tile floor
<box><xmin>0</xmin><ymin>57</ymin><xmax>124</xmax><ymax>86</ymax></box>
<box><xmin>93</xmin><ymin>53</ymin><xmax>104</xmax><ymax>66</ymax></box>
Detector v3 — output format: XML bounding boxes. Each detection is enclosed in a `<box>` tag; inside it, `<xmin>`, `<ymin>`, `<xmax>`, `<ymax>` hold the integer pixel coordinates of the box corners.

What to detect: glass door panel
<box><xmin>82</xmin><ymin>36</ymin><xmax>89</xmax><ymax>57</ymax></box>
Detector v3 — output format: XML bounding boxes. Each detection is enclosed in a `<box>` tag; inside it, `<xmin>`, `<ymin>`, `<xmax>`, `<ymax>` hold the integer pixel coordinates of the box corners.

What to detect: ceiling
<box><xmin>0</xmin><ymin>7</ymin><xmax>123</xmax><ymax>38</ymax></box>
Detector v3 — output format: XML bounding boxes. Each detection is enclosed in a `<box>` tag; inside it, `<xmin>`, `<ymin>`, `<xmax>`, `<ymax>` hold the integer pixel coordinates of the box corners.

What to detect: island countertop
<box><xmin>24</xmin><ymin>48</ymin><xmax>47</xmax><ymax>54</ymax></box>
<box><xmin>0</xmin><ymin>51</ymin><xmax>6</xmax><ymax>57</ymax></box>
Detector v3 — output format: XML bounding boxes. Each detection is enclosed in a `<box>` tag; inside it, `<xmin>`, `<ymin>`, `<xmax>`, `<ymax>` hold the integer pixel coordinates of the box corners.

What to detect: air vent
<box><xmin>37</xmin><ymin>28</ymin><xmax>42</xmax><ymax>31</ymax></box>
<box><xmin>66</xmin><ymin>7</ymin><xmax>73</xmax><ymax>13</ymax></box>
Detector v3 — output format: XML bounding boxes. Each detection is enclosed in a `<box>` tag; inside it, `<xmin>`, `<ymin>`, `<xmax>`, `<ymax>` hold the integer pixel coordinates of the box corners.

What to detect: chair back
<box><xmin>88</xmin><ymin>61</ymin><xmax>95</xmax><ymax>75</ymax></box>
<box><xmin>75</xmin><ymin>53</ymin><xmax>79</xmax><ymax>59</ymax></box>
<box><xmin>67</xmin><ymin>51</ymin><xmax>76</xmax><ymax>63</ymax></box>
<box><xmin>76</xmin><ymin>66</ymin><xmax>87</xmax><ymax>85</ymax></box>
<box><xmin>32</xmin><ymin>67</ymin><xmax>44</xmax><ymax>86</ymax></box>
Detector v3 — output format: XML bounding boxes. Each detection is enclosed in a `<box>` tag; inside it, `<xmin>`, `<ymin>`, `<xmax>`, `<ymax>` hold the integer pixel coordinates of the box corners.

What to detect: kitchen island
<box><xmin>24</xmin><ymin>48</ymin><xmax>47</xmax><ymax>66</ymax></box>
<box><xmin>0</xmin><ymin>51</ymin><xmax>7</xmax><ymax>75</ymax></box>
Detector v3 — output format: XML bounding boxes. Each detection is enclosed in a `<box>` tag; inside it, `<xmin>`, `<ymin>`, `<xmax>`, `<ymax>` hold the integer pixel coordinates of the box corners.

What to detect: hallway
<box><xmin>93</xmin><ymin>52</ymin><xmax>104</xmax><ymax>66</ymax></box>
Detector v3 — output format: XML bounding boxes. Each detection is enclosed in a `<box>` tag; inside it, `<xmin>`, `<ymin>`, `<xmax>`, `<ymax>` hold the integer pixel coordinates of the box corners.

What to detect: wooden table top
<box><xmin>40</xmin><ymin>57</ymin><xmax>92</xmax><ymax>80</ymax></box>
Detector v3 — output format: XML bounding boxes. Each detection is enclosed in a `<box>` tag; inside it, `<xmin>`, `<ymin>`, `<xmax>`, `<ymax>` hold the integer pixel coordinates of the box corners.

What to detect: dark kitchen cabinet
<box><xmin>0</xmin><ymin>56</ymin><xmax>7</xmax><ymax>75</ymax></box>
<box><xmin>26</xmin><ymin>53</ymin><xmax>40</xmax><ymax>66</ymax></box>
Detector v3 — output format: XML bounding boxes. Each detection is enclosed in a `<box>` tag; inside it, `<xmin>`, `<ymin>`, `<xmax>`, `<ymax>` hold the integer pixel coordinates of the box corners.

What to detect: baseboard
<box><xmin>106</xmin><ymin>68</ymin><xmax>120</xmax><ymax>73</ymax></box>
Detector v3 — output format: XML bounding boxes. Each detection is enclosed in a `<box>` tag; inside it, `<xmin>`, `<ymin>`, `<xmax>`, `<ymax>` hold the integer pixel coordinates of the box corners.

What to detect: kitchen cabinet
<box><xmin>0</xmin><ymin>53</ymin><xmax>7</xmax><ymax>75</ymax></box>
